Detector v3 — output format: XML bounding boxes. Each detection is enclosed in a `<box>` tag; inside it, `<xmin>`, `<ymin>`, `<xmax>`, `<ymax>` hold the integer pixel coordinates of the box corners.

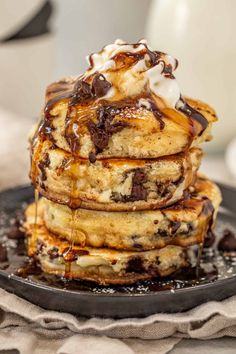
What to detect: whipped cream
<box><xmin>84</xmin><ymin>39</ymin><xmax>180</xmax><ymax>108</ymax></box>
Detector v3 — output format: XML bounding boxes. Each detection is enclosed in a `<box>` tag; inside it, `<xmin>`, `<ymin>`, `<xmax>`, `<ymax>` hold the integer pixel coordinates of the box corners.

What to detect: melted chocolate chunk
<box><xmin>130</xmin><ymin>185</ymin><xmax>147</xmax><ymax>201</ymax></box>
<box><xmin>70</xmin><ymin>80</ymin><xmax>92</xmax><ymax>105</ymax></box>
<box><xmin>87</xmin><ymin>105</ymin><xmax>128</xmax><ymax>152</ymax></box>
<box><xmin>47</xmin><ymin>247</ymin><xmax>59</xmax><ymax>259</ymax></box>
<box><xmin>126</xmin><ymin>257</ymin><xmax>145</xmax><ymax>273</ymax></box>
<box><xmin>204</xmin><ymin>229</ymin><xmax>216</xmax><ymax>248</ymax></box>
<box><xmin>87</xmin><ymin>121</ymin><xmax>110</xmax><ymax>151</ymax></box>
<box><xmin>111</xmin><ymin>168</ymin><xmax>148</xmax><ymax>202</ymax></box>
<box><xmin>0</xmin><ymin>243</ymin><xmax>8</xmax><ymax>262</ymax></box>
<box><xmin>91</xmin><ymin>74</ymin><xmax>112</xmax><ymax>97</ymax></box>
<box><xmin>128</xmin><ymin>169</ymin><xmax>148</xmax><ymax>202</ymax></box>
<box><xmin>218</xmin><ymin>229</ymin><xmax>236</xmax><ymax>252</ymax></box>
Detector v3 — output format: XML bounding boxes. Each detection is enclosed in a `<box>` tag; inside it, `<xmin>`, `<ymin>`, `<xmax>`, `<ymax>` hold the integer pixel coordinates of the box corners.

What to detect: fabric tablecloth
<box><xmin>0</xmin><ymin>288</ymin><xmax>236</xmax><ymax>353</ymax></box>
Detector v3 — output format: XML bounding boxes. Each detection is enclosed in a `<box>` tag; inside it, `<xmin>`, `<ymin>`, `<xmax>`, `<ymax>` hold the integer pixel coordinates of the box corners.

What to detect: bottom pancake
<box><xmin>25</xmin><ymin>223</ymin><xmax>188</xmax><ymax>285</ymax></box>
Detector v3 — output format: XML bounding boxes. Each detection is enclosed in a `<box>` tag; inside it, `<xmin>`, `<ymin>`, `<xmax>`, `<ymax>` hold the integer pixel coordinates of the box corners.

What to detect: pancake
<box><xmin>25</xmin><ymin>222</ymin><xmax>188</xmax><ymax>285</ymax></box>
<box><xmin>30</xmin><ymin>138</ymin><xmax>202</xmax><ymax>210</ymax></box>
<box><xmin>25</xmin><ymin>176</ymin><xmax>221</xmax><ymax>251</ymax></box>
<box><xmin>32</xmin><ymin>40</ymin><xmax>217</xmax><ymax>160</ymax></box>
<box><xmin>33</xmin><ymin>92</ymin><xmax>216</xmax><ymax>160</ymax></box>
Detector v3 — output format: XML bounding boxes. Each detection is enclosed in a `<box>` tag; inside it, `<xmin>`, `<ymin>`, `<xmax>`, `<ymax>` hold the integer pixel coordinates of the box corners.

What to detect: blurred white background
<box><xmin>0</xmin><ymin>0</ymin><xmax>235</xmax><ymax>187</ymax></box>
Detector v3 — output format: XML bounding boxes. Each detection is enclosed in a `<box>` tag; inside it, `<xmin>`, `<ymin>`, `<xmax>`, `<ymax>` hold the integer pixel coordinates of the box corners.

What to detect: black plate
<box><xmin>0</xmin><ymin>183</ymin><xmax>236</xmax><ymax>319</ymax></box>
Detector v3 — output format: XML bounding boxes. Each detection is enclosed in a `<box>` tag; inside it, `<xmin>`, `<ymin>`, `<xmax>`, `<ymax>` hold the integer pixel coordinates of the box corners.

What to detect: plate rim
<box><xmin>1</xmin><ymin>182</ymin><xmax>236</xmax><ymax>299</ymax></box>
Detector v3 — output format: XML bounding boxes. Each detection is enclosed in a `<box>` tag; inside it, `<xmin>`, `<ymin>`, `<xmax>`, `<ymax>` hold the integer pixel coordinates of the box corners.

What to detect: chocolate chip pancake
<box><xmin>30</xmin><ymin>137</ymin><xmax>202</xmax><ymax>210</ymax></box>
<box><xmin>32</xmin><ymin>40</ymin><xmax>217</xmax><ymax>160</ymax></box>
<box><xmin>25</xmin><ymin>39</ymin><xmax>221</xmax><ymax>287</ymax></box>
<box><xmin>25</xmin><ymin>176</ymin><xmax>221</xmax><ymax>251</ymax></box>
<box><xmin>25</xmin><ymin>222</ymin><xmax>188</xmax><ymax>285</ymax></box>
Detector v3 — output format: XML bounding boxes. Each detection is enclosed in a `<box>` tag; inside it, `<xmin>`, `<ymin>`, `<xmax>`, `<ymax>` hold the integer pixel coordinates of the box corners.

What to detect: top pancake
<box><xmin>32</xmin><ymin>41</ymin><xmax>217</xmax><ymax>160</ymax></box>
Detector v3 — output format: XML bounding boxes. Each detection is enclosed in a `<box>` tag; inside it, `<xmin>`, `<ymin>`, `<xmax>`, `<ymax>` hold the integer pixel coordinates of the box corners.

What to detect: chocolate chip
<box><xmin>131</xmin><ymin>184</ymin><xmax>148</xmax><ymax>201</ymax></box>
<box><xmin>156</xmin><ymin>182</ymin><xmax>170</xmax><ymax>198</ymax></box>
<box><xmin>7</xmin><ymin>218</ymin><xmax>25</xmax><ymax>240</ymax></box>
<box><xmin>38</xmin><ymin>153</ymin><xmax>50</xmax><ymax>182</ymax></box>
<box><xmin>169</xmin><ymin>220</ymin><xmax>181</xmax><ymax>235</ymax></box>
<box><xmin>126</xmin><ymin>257</ymin><xmax>145</xmax><ymax>273</ymax></box>
<box><xmin>7</xmin><ymin>223</ymin><xmax>25</xmax><ymax>240</ymax></box>
<box><xmin>89</xmin><ymin>152</ymin><xmax>97</xmax><ymax>163</ymax></box>
<box><xmin>47</xmin><ymin>247</ymin><xmax>59</xmax><ymax>259</ymax></box>
<box><xmin>158</xmin><ymin>229</ymin><xmax>169</xmax><ymax>238</ymax></box>
<box><xmin>133</xmin><ymin>169</ymin><xmax>148</xmax><ymax>184</ymax></box>
<box><xmin>64</xmin><ymin>125</ymin><xmax>80</xmax><ymax>154</ymax></box>
<box><xmin>129</xmin><ymin>169</ymin><xmax>148</xmax><ymax>201</ymax></box>
<box><xmin>131</xmin><ymin>235</ymin><xmax>143</xmax><ymax>249</ymax></box>
<box><xmin>218</xmin><ymin>229</ymin><xmax>236</xmax><ymax>252</ymax></box>
<box><xmin>87</xmin><ymin>121</ymin><xmax>110</xmax><ymax>151</ymax></box>
<box><xmin>204</xmin><ymin>229</ymin><xmax>216</xmax><ymax>248</ymax></box>
<box><xmin>92</xmin><ymin>74</ymin><xmax>112</xmax><ymax>97</ymax></box>
<box><xmin>62</xmin><ymin>247</ymin><xmax>89</xmax><ymax>262</ymax></box>
<box><xmin>111</xmin><ymin>168</ymin><xmax>148</xmax><ymax>203</ymax></box>
<box><xmin>0</xmin><ymin>243</ymin><xmax>8</xmax><ymax>262</ymax></box>
<box><xmin>36</xmin><ymin>239</ymin><xmax>45</xmax><ymax>254</ymax></box>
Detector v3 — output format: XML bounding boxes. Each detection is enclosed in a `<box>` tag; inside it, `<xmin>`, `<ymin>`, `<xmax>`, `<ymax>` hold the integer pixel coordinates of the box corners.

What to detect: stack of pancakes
<box><xmin>25</xmin><ymin>40</ymin><xmax>222</xmax><ymax>285</ymax></box>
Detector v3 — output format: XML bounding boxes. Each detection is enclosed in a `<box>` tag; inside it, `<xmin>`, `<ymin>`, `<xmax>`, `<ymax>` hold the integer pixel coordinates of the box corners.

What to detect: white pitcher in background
<box><xmin>146</xmin><ymin>0</ymin><xmax>236</xmax><ymax>152</ymax></box>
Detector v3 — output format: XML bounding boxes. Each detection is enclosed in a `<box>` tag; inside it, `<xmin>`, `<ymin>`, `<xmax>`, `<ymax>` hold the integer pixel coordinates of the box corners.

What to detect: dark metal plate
<box><xmin>0</xmin><ymin>183</ymin><xmax>235</xmax><ymax>318</ymax></box>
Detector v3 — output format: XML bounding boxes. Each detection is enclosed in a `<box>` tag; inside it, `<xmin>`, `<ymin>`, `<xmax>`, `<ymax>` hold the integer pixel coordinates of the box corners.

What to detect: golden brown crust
<box><xmin>24</xmin><ymin>221</ymin><xmax>188</xmax><ymax>285</ymax></box>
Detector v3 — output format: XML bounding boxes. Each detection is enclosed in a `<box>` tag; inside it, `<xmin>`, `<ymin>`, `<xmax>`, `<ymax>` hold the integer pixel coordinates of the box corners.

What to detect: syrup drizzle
<box><xmin>31</xmin><ymin>190</ymin><xmax>39</xmax><ymax>254</ymax></box>
<box><xmin>63</xmin><ymin>175</ymin><xmax>80</xmax><ymax>277</ymax></box>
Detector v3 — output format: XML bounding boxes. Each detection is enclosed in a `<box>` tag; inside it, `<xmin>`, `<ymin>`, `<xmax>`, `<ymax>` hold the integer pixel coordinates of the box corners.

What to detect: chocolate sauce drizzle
<box><xmin>178</xmin><ymin>98</ymin><xmax>208</xmax><ymax>134</ymax></box>
<box><xmin>38</xmin><ymin>42</ymin><xmax>209</xmax><ymax>157</ymax></box>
